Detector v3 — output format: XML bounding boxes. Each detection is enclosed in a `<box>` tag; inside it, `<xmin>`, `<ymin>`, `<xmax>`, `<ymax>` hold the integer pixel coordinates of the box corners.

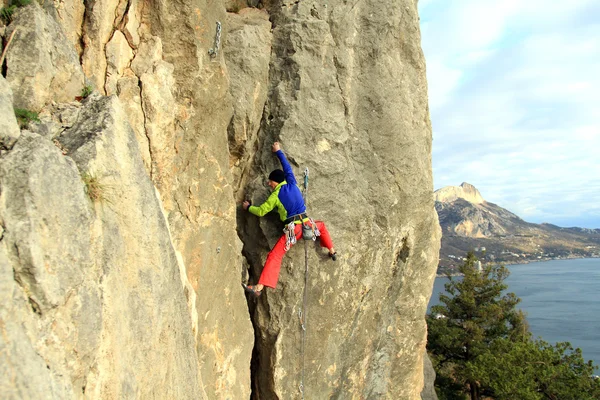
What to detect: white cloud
<box><xmin>421</xmin><ymin>0</ymin><xmax>600</xmax><ymax>227</ymax></box>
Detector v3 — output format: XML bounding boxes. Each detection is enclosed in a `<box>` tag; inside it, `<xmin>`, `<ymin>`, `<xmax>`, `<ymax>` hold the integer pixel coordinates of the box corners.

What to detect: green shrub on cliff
<box><xmin>427</xmin><ymin>252</ymin><xmax>600</xmax><ymax>400</ymax></box>
<box><xmin>81</xmin><ymin>85</ymin><xmax>93</xmax><ymax>99</ymax></box>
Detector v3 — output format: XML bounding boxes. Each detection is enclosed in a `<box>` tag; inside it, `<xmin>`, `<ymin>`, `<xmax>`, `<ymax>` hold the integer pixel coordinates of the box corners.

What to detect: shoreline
<box><xmin>436</xmin><ymin>255</ymin><xmax>600</xmax><ymax>278</ymax></box>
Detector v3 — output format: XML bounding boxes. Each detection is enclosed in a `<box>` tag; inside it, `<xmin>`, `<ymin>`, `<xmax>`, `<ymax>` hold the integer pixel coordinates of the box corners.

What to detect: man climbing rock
<box><xmin>242</xmin><ymin>142</ymin><xmax>336</xmax><ymax>297</ymax></box>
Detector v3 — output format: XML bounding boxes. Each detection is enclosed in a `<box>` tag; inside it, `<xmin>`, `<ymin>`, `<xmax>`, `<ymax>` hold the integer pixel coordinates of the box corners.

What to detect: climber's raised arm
<box><xmin>272</xmin><ymin>142</ymin><xmax>297</xmax><ymax>186</ymax></box>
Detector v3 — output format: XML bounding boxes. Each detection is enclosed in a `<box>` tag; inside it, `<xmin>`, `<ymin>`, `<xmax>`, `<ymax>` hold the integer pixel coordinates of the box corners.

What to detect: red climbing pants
<box><xmin>258</xmin><ymin>221</ymin><xmax>334</xmax><ymax>289</ymax></box>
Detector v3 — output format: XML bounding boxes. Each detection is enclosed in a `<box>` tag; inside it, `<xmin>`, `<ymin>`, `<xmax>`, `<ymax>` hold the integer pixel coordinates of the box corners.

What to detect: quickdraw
<box><xmin>208</xmin><ymin>21</ymin><xmax>222</xmax><ymax>58</ymax></box>
<box><xmin>284</xmin><ymin>221</ymin><xmax>297</xmax><ymax>251</ymax></box>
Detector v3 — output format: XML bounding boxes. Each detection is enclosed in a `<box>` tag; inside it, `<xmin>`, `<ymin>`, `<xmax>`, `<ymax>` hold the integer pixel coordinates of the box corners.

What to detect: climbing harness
<box><xmin>302</xmin><ymin>217</ymin><xmax>321</xmax><ymax>241</ymax></box>
<box><xmin>208</xmin><ymin>21</ymin><xmax>222</xmax><ymax>58</ymax></box>
<box><xmin>298</xmin><ymin>167</ymin><xmax>310</xmax><ymax>399</ymax></box>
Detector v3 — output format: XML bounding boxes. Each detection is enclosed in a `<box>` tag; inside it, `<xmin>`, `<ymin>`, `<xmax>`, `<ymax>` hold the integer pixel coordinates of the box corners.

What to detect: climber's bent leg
<box><xmin>258</xmin><ymin>225</ymin><xmax>302</xmax><ymax>288</ymax></box>
<box><xmin>314</xmin><ymin>221</ymin><xmax>334</xmax><ymax>250</ymax></box>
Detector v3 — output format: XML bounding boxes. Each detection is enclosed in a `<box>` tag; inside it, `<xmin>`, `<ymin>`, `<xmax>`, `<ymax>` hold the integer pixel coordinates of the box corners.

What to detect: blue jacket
<box><xmin>249</xmin><ymin>150</ymin><xmax>306</xmax><ymax>221</ymax></box>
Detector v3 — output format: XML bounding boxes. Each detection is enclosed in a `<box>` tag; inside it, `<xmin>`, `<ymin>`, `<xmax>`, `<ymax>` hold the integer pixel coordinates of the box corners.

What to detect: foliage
<box><xmin>81</xmin><ymin>85</ymin><xmax>93</xmax><ymax>99</ymax></box>
<box><xmin>1</xmin><ymin>5</ymin><xmax>17</xmax><ymax>23</ymax></box>
<box><xmin>10</xmin><ymin>0</ymin><xmax>33</xmax><ymax>6</ymax></box>
<box><xmin>428</xmin><ymin>252</ymin><xmax>600</xmax><ymax>399</ymax></box>
<box><xmin>428</xmin><ymin>252</ymin><xmax>528</xmax><ymax>399</ymax></box>
<box><xmin>1</xmin><ymin>0</ymin><xmax>32</xmax><ymax>24</ymax></box>
<box><xmin>81</xmin><ymin>172</ymin><xmax>111</xmax><ymax>204</ymax></box>
<box><xmin>467</xmin><ymin>338</ymin><xmax>600</xmax><ymax>400</ymax></box>
<box><xmin>14</xmin><ymin>108</ymin><xmax>40</xmax><ymax>129</ymax></box>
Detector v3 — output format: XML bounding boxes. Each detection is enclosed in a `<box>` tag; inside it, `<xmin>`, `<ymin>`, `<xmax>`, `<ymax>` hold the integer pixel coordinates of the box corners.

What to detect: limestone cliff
<box><xmin>0</xmin><ymin>1</ymin><xmax>440</xmax><ymax>399</ymax></box>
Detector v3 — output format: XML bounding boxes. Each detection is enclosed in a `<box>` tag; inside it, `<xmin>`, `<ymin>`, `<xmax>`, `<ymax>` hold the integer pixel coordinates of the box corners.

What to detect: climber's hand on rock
<box><xmin>272</xmin><ymin>142</ymin><xmax>280</xmax><ymax>152</ymax></box>
<box><xmin>243</xmin><ymin>201</ymin><xmax>251</xmax><ymax>210</ymax></box>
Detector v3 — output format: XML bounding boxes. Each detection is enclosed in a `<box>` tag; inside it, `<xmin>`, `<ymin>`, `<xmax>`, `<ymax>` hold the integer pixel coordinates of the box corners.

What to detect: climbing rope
<box><xmin>299</xmin><ymin>167</ymin><xmax>310</xmax><ymax>399</ymax></box>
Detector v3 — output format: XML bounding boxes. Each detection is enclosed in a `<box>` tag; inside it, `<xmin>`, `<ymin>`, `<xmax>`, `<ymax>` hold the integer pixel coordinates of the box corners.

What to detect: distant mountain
<box><xmin>435</xmin><ymin>183</ymin><xmax>600</xmax><ymax>273</ymax></box>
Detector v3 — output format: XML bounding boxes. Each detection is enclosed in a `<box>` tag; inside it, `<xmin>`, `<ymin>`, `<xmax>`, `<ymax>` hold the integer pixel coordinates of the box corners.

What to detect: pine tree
<box><xmin>467</xmin><ymin>338</ymin><xmax>600</xmax><ymax>399</ymax></box>
<box><xmin>428</xmin><ymin>252</ymin><xmax>600</xmax><ymax>399</ymax></box>
<box><xmin>427</xmin><ymin>252</ymin><xmax>528</xmax><ymax>399</ymax></box>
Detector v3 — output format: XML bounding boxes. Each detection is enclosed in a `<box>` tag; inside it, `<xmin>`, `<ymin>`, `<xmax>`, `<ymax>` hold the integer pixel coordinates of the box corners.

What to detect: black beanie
<box><xmin>268</xmin><ymin>169</ymin><xmax>285</xmax><ymax>183</ymax></box>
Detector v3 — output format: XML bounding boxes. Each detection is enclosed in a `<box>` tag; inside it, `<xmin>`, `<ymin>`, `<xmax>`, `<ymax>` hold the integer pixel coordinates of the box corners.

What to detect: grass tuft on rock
<box><xmin>82</xmin><ymin>172</ymin><xmax>111</xmax><ymax>204</ymax></box>
<box><xmin>14</xmin><ymin>108</ymin><xmax>40</xmax><ymax>129</ymax></box>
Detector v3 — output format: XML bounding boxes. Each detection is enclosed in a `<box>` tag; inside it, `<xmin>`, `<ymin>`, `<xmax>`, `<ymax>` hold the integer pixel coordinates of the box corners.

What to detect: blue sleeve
<box><xmin>276</xmin><ymin>150</ymin><xmax>297</xmax><ymax>185</ymax></box>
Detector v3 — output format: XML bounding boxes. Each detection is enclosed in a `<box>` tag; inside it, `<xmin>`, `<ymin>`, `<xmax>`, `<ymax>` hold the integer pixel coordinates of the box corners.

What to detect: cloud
<box><xmin>420</xmin><ymin>0</ymin><xmax>600</xmax><ymax>228</ymax></box>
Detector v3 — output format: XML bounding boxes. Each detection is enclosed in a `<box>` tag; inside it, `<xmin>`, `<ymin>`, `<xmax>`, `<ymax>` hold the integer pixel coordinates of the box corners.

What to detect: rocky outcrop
<box><xmin>0</xmin><ymin>95</ymin><xmax>203</xmax><ymax>398</ymax></box>
<box><xmin>436</xmin><ymin>198</ymin><xmax>513</xmax><ymax>238</ymax></box>
<box><xmin>435</xmin><ymin>183</ymin><xmax>517</xmax><ymax>238</ymax></box>
<box><xmin>1</xmin><ymin>0</ymin><xmax>439</xmax><ymax>398</ymax></box>
<box><xmin>421</xmin><ymin>354</ymin><xmax>439</xmax><ymax>400</ymax></box>
<box><xmin>434</xmin><ymin>182</ymin><xmax>485</xmax><ymax>204</ymax></box>
<box><xmin>0</xmin><ymin>77</ymin><xmax>20</xmax><ymax>150</ymax></box>
<box><xmin>48</xmin><ymin>0</ymin><xmax>85</xmax><ymax>55</ymax></box>
<box><xmin>5</xmin><ymin>3</ymin><xmax>84</xmax><ymax>111</ymax></box>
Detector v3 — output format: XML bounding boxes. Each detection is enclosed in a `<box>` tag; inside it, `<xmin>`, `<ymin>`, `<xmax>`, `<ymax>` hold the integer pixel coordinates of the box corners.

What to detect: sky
<box><xmin>418</xmin><ymin>0</ymin><xmax>600</xmax><ymax>228</ymax></box>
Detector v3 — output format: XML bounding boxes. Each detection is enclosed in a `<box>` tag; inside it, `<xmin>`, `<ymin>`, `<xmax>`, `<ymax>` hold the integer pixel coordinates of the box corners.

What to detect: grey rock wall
<box><xmin>0</xmin><ymin>95</ymin><xmax>204</xmax><ymax>398</ymax></box>
<box><xmin>0</xmin><ymin>77</ymin><xmax>20</xmax><ymax>150</ymax></box>
<box><xmin>5</xmin><ymin>3</ymin><xmax>84</xmax><ymax>111</ymax></box>
<box><xmin>138</xmin><ymin>2</ymin><xmax>255</xmax><ymax>397</ymax></box>
<box><xmin>236</xmin><ymin>1</ymin><xmax>441</xmax><ymax>398</ymax></box>
<box><xmin>224</xmin><ymin>8</ymin><xmax>273</xmax><ymax>195</ymax></box>
<box><xmin>421</xmin><ymin>354</ymin><xmax>439</xmax><ymax>400</ymax></box>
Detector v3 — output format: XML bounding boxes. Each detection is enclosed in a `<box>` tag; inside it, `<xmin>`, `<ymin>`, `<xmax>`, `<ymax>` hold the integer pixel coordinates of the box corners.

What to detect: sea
<box><xmin>428</xmin><ymin>258</ymin><xmax>600</xmax><ymax>368</ymax></box>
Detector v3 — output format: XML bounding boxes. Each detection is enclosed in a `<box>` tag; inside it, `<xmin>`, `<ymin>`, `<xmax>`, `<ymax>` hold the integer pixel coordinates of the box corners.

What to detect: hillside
<box><xmin>436</xmin><ymin>183</ymin><xmax>600</xmax><ymax>274</ymax></box>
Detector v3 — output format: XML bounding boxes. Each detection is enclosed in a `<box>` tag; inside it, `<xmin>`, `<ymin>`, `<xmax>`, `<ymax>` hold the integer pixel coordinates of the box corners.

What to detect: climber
<box><xmin>242</xmin><ymin>142</ymin><xmax>336</xmax><ymax>297</ymax></box>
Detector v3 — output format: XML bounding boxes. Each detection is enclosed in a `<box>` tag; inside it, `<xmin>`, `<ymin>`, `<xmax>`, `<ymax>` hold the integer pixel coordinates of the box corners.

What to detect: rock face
<box><xmin>0</xmin><ymin>1</ymin><xmax>439</xmax><ymax>399</ymax></box>
<box><xmin>0</xmin><ymin>77</ymin><xmax>20</xmax><ymax>150</ymax></box>
<box><xmin>224</xmin><ymin>8</ymin><xmax>272</xmax><ymax>193</ymax></box>
<box><xmin>0</xmin><ymin>97</ymin><xmax>203</xmax><ymax>398</ymax></box>
<box><xmin>5</xmin><ymin>3</ymin><xmax>85</xmax><ymax>111</ymax></box>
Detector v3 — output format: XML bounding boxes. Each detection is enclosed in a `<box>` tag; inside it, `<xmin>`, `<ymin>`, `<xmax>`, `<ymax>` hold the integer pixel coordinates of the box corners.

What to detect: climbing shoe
<box><xmin>329</xmin><ymin>252</ymin><xmax>337</xmax><ymax>261</ymax></box>
<box><xmin>242</xmin><ymin>283</ymin><xmax>262</xmax><ymax>298</ymax></box>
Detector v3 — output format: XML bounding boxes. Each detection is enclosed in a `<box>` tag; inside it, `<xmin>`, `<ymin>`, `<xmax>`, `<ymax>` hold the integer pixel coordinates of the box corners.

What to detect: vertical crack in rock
<box><xmin>236</xmin><ymin>183</ymin><xmax>276</xmax><ymax>399</ymax></box>
<box><xmin>332</xmin><ymin>55</ymin><xmax>350</xmax><ymax>119</ymax></box>
<box><xmin>396</xmin><ymin>237</ymin><xmax>410</xmax><ymax>265</ymax></box>
<box><xmin>1</xmin><ymin>34</ymin><xmax>9</xmax><ymax>78</ymax></box>
<box><xmin>137</xmin><ymin>77</ymin><xmax>154</xmax><ymax>179</ymax></box>
<box><xmin>79</xmin><ymin>1</ymin><xmax>91</xmax><ymax>64</ymax></box>
<box><xmin>10</xmin><ymin>244</ymin><xmax>42</xmax><ymax>316</ymax></box>
<box><xmin>101</xmin><ymin>6</ymin><xmax>124</xmax><ymax>94</ymax></box>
